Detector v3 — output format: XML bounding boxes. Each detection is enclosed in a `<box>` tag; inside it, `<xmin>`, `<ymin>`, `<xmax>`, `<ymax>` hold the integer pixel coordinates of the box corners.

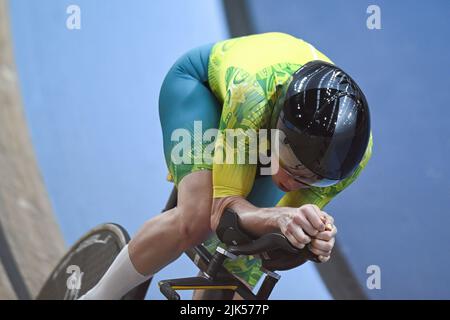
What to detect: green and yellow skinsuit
<box><xmin>159</xmin><ymin>32</ymin><xmax>373</xmax><ymax>287</ymax></box>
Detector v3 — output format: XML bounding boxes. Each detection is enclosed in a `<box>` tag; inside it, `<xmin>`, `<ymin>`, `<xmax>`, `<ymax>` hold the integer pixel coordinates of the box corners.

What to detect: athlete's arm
<box><xmin>211</xmin><ymin>196</ymin><xmax>327</xmax><ymax>250</ymax></box>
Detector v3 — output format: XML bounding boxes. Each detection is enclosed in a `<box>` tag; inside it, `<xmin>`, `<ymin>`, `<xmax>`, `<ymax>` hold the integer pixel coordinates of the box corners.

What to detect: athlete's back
<box><xmin>208</xmin><ymin>32</ymin><xmax>332</xmax><ymax>101</ymax></box>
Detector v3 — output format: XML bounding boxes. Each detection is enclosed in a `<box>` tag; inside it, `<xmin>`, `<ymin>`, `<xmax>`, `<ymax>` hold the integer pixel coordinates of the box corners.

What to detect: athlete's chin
<box><xmin>277</xmin><ymin>182</ymin><xmax>290</xmax><ymax>192</ymax></box>
<box><xmin>280</xmin><ymin>184</ymin><xmax>308</xmax><ymax>192</ymax></box>
<box><xmin>273</xmin><ymin>177</ymin><xmax>308</xmax><ymax>192</ymax></box>
<box><xmin>272</xmin><ymin>171</ymin><xmax>305</xmax><ymax>192</ymax></box>
<box><xmin>273</xmin><ymin>178</ymin><xmax>295</xmax><ymax>192</ymax></box>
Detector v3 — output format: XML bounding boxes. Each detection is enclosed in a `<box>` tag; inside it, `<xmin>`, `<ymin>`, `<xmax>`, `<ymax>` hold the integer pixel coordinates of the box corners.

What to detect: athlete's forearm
<box><xmin>211</xmin><ymin>196</ymin><xmax>285</xmax><ymax>238</ymax></box>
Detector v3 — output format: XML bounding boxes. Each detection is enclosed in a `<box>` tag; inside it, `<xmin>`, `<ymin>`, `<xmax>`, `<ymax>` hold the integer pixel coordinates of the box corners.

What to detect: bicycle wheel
<box><xmin>36</xmin><ymin>223</ymin><xmax>151</xmax><ymax>300</ymax></box>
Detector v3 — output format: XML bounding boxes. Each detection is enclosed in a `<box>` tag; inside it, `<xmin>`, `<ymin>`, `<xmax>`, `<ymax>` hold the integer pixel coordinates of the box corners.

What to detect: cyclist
<box><xmin>79</xmin><ymin>32</ymin><xmax>372</xmax><ymax>300</ymax></box>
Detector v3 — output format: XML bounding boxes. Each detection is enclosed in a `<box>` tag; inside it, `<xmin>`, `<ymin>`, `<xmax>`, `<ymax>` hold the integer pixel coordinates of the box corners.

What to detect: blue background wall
<box><xmin>7</xmin><ymin>0</ymin><xmax>450</xmax><ymax>299</ymax></box>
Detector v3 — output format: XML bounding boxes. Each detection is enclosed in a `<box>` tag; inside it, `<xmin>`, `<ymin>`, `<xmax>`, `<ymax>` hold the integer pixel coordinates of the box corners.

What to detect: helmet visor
<box><xmin>276</xmin><ymin>130</ymin><xmax>341</xmax><ymax>187</ymax></box>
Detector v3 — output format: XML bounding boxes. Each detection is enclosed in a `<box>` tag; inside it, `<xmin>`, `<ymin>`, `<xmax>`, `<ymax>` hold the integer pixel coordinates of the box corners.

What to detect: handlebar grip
<box><xmin>159</xmin><ymin>282</ymin><xmax>180</xmax><ymax>300</ymax></box>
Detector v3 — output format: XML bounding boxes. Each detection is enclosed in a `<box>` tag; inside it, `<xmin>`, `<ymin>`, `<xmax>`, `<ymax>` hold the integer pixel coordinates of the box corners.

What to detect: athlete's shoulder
<box><xmin>253</xmin><ymin>31</ymin><xmax>301</xmax><ymax>41</ymax></box>
<box><xmin>236</xmin><ymin>31</ymin><xmax>300</xmax><ymax>41</ymax></box>
<box><xmin>212</xmin><ymin>32</ymin><xmax>300</xmax><ymax>47</ymax></box>
<box><xmin>208</xmin><ymin>32</ymin><xmax>332</xmax><ymax>101</ymax></box>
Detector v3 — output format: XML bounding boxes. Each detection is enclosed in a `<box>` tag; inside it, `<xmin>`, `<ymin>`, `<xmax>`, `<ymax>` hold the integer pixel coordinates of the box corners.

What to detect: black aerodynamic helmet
<box><xmin>274</xmin><ymin>60</ymin><xmax>371</xmax><ymax>187</ymax></box>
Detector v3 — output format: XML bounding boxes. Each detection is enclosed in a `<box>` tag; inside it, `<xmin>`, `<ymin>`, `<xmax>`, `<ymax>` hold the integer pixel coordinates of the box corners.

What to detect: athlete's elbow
<box><xmin>210</xmin><ymin>196</ymin><xmax>252</xmax><ymax>231</ymax></box>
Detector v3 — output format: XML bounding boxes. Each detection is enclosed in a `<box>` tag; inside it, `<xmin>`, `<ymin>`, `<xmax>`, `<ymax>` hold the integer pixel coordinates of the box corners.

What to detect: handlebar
<box><xmin>217</xmin><ymin>209</ymin><xmax>322</xmax><ymax>267</ymax></box>
<box><xmin>159</xmin><ymin>282</ymin><xmax>180</xmax><ymax>300</ymax></box>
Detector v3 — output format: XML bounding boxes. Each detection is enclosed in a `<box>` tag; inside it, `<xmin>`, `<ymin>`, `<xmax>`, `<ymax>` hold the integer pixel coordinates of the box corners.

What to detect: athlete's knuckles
<box><xmin>327</xmin><ymin>215</ymin><xmax>335</xmax><ymax>224</ymax></box>
<box><xmin>299</xmin><ymin>205</ymin><xmax>313</xmax><ymax>216</ymax></box>
<box><xmin>312</xmin><ymin>204</ymin><xmax>321</xmax><ymax>213</ymax></box>
<box><xmin>298</xmin><ymin>235</ymin><xmax>310</xmax><ymax>244</ymax></box>
<box><xmin>293</xmin><ymin>211</ymin><xmax>305</xmax><ymax>223</ymax></box>
<box><xmin>286</xmin><ymin>222</ymin><xmax>296</xmax><ymax>233</ymax></box>
<box><xmin>290</xmin><ymin>239</ymin><xmax>303</xmax><ymax>249</ymax></box>
<box><xmin>327</xmin><ymin>239</ymin><xmax>336</xmax><ymax>249</ymax></box>
<box><xmin>320</xmin><ymin>232</ymin><xmax>332</xmax><ymax>241</ymax></box>
<box><xmin>294</xmin><ymin>242</ymin><xmax>305</xmax><ymax>249</ymax></box>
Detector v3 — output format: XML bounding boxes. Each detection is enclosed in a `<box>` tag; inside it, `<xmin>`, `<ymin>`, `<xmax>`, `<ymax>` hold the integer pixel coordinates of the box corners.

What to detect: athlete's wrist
<box><xmin>262</xmin><ymin>207</ymin><xmax>288</xmax><ymax>233</ymax></box>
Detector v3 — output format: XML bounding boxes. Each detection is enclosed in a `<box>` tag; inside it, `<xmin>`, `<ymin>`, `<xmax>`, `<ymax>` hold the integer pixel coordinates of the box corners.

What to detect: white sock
<box><xmin>78</xmin><ymin>244</ymin><xmax>151</xmax><ymax>300</ymax></box>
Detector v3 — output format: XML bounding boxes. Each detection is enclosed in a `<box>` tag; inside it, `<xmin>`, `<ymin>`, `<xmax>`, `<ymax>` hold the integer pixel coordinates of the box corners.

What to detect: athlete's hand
<box><xmin>308</xmin><ymin>213</ymin><xmax>337</xmax><ymax>262</ymax></box>
<box><xmin>276</xmin><ymin>204</ymin><xmax>327</xmax><ymax>249</ymax></box>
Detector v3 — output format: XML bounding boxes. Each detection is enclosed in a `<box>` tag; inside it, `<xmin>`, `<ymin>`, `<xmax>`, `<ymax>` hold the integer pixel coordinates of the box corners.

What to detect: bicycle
<box><xmin>36</xmin><ymin>187</ymin><xmax>320</xmax><ymax>300</ymax></box>
<box><xmin>158</xmin><ymin>188</ymin><xmax>321</xmax><ymax>300</ymax></box>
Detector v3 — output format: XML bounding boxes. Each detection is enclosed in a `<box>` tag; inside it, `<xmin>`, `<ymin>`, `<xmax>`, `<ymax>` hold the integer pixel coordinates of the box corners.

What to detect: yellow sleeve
<box><xmin>213</xmin><ymin>163</ymin><xmax>257</xmax><ymax>198</ymax></box>
<box><xmin>212</xmin><ymin>69</ymin><xmax>270</xmax><ymax>198</ymax></box>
